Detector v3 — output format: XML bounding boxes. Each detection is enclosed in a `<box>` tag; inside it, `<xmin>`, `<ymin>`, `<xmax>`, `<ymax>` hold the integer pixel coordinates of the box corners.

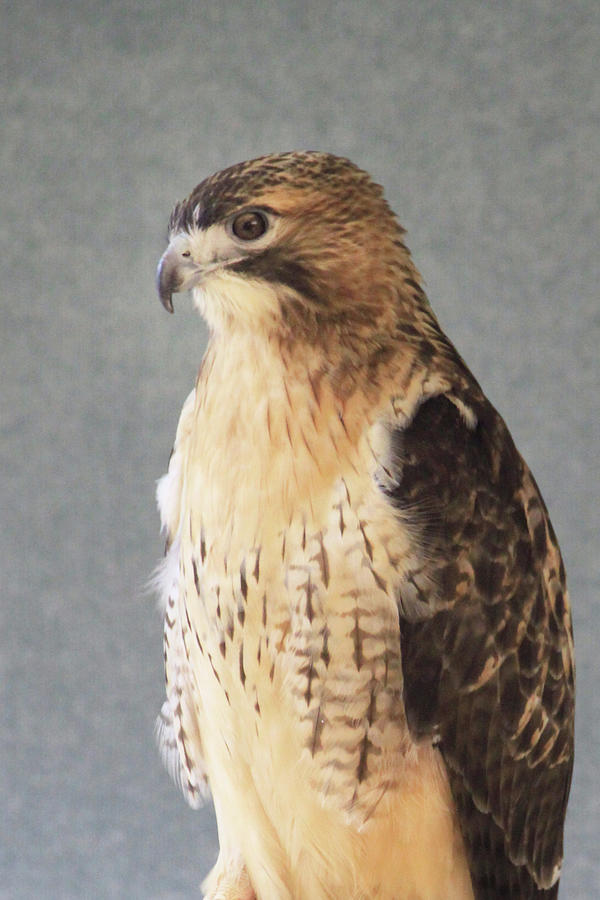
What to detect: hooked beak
<box><xmin>156</xmin><ymin>236</ymin><xmax>246</xmax><ymax>313</ymax></box>
<box><xmin>156</xmin><ymin>241</ymin><xmax>200</xmax><ymax>314</ymax></box>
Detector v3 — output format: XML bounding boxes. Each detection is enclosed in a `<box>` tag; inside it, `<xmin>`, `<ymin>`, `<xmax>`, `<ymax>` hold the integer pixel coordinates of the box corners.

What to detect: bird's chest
<box><xmin>179</xmin><ymin>453</ymin><xmax>418</xmax><ymax>819</ymax></box>
<box><xmin>173</xmin><ymin>345</ymin><xmax>426</xmax><ymax>820</ymax></box>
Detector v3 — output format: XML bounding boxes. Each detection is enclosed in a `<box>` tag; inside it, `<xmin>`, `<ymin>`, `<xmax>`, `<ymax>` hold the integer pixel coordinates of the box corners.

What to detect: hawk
<box><xmin>153</xmin><ymin>152</ymin><xmax>574</xmax><ymax>899</ymax></box>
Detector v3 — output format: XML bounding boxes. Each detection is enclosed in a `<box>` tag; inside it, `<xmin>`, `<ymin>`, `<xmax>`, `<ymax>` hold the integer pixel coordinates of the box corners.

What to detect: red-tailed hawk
<box><xmin>153</xmin><ymin>152</ymin><xmax>574</xmax><ymax>899</ymax></box>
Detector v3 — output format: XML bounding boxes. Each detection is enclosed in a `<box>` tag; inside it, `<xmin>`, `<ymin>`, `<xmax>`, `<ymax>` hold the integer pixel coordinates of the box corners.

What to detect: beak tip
<box><xmin>156</xmin><ymin>256</ymin><xmax>176</xmax><ymax>313</ymax></box>
<box><xmin>162</xmin><ymin>294</ymin><xmax>175</xmax><ymax>314</ymax></box>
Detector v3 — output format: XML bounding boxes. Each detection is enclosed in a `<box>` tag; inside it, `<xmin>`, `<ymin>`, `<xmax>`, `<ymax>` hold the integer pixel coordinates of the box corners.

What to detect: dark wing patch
<box><xmin>387</xmin><ymin>394</ymin><xmax>574</xmax><ymax>899</ymax></box>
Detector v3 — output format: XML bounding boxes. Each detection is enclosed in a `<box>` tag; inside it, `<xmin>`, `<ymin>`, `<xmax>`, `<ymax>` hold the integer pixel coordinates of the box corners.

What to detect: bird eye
<box><xmin>231</xmin><ymin>210</ymin><xmax>268</xmax><ymax>241</ymax></box>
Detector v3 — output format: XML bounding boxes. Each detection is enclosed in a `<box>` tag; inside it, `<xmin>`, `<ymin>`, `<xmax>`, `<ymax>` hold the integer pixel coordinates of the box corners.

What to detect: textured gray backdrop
<box><xmin>2</xmin><ymin>1</ymin><xmax>598</xmax><ymax>897</ymax></box>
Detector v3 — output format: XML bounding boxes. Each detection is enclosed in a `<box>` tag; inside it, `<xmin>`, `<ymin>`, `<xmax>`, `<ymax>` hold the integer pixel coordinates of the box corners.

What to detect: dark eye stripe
<box><xmin>229</xmin><ymin>250</ymin><xmax>324</xmax><ymax>305</ymax></box>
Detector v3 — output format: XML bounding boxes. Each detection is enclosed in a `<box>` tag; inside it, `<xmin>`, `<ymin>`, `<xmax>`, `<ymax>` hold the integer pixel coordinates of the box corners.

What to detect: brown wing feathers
<box><xmin>390</xmin><ymin>394</ymin><xmax>574</xmax><ymax>898</ymax></box>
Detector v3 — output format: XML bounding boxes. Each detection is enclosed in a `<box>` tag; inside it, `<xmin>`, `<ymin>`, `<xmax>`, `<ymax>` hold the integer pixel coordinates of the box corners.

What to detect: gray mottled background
<box><xmin>2</xmin><ymin>1</ymin><xmax>598</xmax><ymax>897</ymax></box>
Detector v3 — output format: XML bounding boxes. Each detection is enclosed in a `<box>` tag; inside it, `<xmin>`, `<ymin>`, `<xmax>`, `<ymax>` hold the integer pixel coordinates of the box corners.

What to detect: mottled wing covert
<box><xmin>388</xmin><ymin>394</ymin><xmax>574</xmax><ymax>899</ymax></box>
<box><xmin>155</xmin><ymin>388</ymin><xmax>209</xmax><ymax>809</ymax></box>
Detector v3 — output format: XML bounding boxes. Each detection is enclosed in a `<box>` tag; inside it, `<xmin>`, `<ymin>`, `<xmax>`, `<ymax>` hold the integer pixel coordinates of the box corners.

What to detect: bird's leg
<box><xmin>201</xmin><ymin>852</ymin><xmax>256</xmax><ymax>900</ymax></box>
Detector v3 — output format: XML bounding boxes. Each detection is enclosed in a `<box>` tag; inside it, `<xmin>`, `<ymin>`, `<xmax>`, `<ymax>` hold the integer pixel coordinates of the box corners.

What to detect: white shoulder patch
<box><xmin>448</xmin><ymin>394</ymin><xmax>478</xmax><ymax>429</ymax></box>
<box><xmin>156</xmin><ymin>388</ymin><xmax>196</xmax><ymax>539</ymax></box>
<box><xmin>150</xmin><ymin>537</ymin><xmax>180</xmax><ymax>613</ymax></box>
<box><xmin>156</xmin><ymin>456</ymin><xmax>183</xmax><ymax>538</ymax></box>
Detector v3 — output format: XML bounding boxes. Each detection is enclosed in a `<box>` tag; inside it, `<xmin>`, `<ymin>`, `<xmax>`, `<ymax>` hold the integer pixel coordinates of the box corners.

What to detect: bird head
<box><xmin>156</xmin><ymin>152</ymin><xmax>425</xmax><ymax>345</ymax></box>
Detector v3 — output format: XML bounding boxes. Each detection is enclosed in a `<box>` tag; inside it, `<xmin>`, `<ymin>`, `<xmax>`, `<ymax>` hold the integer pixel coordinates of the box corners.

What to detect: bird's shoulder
<box><xmin>156</xmin><ymin>387</ymin><xmax>196</xmax><ymax>551</ymax></box>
